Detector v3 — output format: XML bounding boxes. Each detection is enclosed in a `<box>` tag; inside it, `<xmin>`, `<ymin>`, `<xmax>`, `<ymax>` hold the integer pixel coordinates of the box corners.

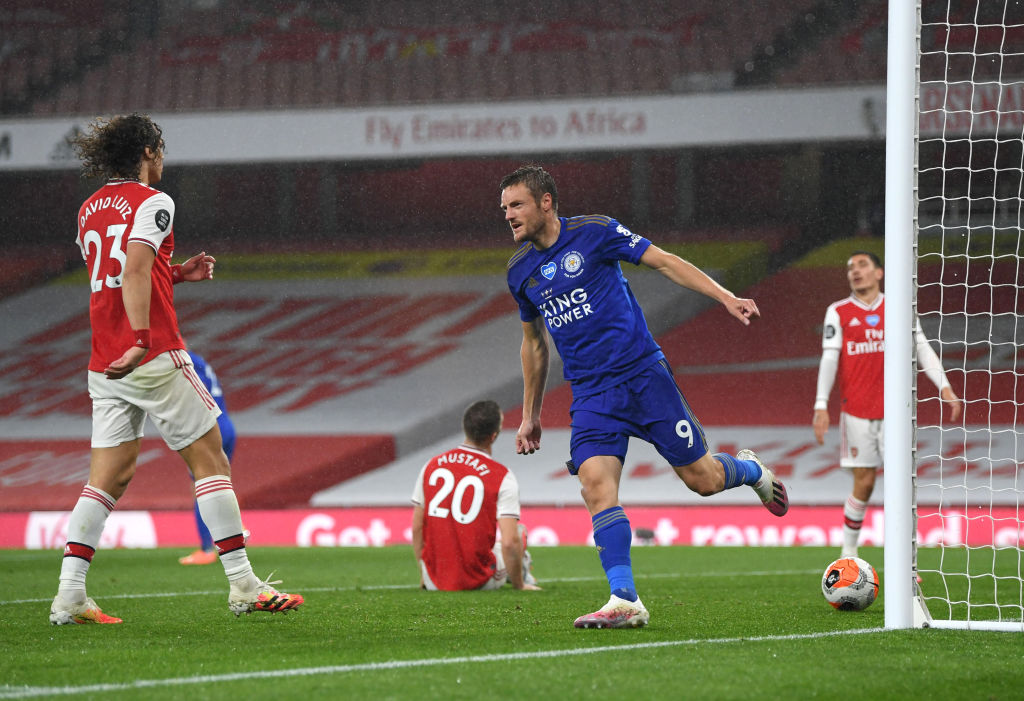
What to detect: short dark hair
<box><xmin>849</xmin><ymin>250</ymin><xmax>883</xmax><ymax>269</ymax></box>
<box><xmin>499</xmin><ymin>165</ymin><xmax>558</xmax><ymax>211</ymax></box>
<box><xmin>71</xmin><ymin>113</ymin><xmax>164</xmax><ymax>180</ymax></box>
<box><xmin>462</xmin><ymin>400</ymin><xmax>502</xmax><ymax>444</ymax></box>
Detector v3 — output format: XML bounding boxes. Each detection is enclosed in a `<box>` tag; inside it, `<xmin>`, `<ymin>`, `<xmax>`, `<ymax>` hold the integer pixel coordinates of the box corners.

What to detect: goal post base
<box><xmin>925</xmin><ymin>620</ymin><xmax>1024</xmax><ymax>633</ymax></box>
<box><xmin>912</xmin><ymin>577</ymin><xmax>932</xmax><ymax>629</ymax></box>
<box><xmin>912</xmin><ymin>596</ymin><xmax>932</xmax><ymax>629</ymax></box>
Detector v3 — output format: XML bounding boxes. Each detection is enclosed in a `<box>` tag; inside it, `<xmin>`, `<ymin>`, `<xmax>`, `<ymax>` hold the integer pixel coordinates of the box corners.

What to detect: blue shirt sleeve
<box><xmin>597</xmin><ymin>218</ymin><xmax>652</xmax><ymax>265</ymax></box>
<box><xmin>509</xmin><ymin>278</ymin><xmax>540</xmax><ymax>323</ymax></box>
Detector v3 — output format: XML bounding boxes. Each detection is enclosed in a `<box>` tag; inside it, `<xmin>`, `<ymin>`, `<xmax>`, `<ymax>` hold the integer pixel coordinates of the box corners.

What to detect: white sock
<box><xmin>195</xmin><ymin>475</ymin><xmax>258</xmax><ymax>590</ymax></box>
<box><xmin>57</xmin><ymin>485</ymin><xmax>116</xmax><ymax>601</ymax></box>
<box><xmin>842</xmin><ymin>495</ymin><xmax>868</xmax><ymax>556</ymax></box>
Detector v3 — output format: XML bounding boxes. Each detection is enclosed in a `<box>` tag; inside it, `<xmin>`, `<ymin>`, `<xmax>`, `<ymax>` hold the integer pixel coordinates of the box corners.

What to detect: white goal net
<box><xmin>911</xmin><ymin>0</ymin><xmax>1024</xmax><ymax>631</ymax></box>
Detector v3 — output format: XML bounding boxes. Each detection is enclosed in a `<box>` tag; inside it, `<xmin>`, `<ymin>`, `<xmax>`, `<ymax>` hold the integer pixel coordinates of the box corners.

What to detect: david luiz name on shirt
<box><xmin>538</xmin><ymin>287</ymin><xmax>594</xmax><ymax>329</ymax></box>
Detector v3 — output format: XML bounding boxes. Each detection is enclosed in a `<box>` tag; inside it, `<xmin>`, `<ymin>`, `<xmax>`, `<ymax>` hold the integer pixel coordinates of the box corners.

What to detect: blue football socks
<box><xmin>592</xmin><ymin>506</ymin><xmax>637</xmax><ymax>602</ymax></box>
<box><xmin>716</xmin><ymin>452</ymin><xmax>763</xmax><ymax>490</ymax></box>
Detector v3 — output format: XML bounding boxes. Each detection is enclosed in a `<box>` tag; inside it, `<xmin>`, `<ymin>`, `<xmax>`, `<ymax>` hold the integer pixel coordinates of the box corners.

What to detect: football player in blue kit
<box><xmin>501</xmin><ymin>165</ymin><xmax>789</xmax><ymax>629</ymax></box>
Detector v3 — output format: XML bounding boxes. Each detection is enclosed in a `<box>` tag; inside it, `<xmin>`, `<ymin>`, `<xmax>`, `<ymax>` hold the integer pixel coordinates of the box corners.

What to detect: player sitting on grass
<box><xmin>412</xmin><ymin>400</ymin><xmax>540</xmax><ymax>592</ymax></box>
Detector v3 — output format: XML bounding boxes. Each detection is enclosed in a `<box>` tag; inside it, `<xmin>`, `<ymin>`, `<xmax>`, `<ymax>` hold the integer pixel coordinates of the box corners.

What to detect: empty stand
<box><xmin>2</xmin><ymin>0</ymin><xmax>889</xmax><ymax>115</ymax></box>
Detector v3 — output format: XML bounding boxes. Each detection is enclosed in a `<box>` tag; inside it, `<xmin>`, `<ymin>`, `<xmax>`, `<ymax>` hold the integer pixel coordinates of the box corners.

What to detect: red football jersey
<box><xmin>411</xmin><ymin>446</ymin><xmax>520</xmax><ymax>591</ymax></box>
<box><xmin>822</xmin><ymin>294</ymin><xmax>885</xmax><ymax>419</ymax></box>
<box><xmin>76</xmin><ymin>180</ymin><xmax>185</xmax><ymax>371</ymax></box>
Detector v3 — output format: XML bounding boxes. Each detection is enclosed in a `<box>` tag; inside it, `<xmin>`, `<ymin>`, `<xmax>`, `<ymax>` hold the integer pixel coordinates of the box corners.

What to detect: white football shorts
<box><xmin>88</xmin><ymin>349</ymin><xmax>220</xmax><ymax>451</ymax></box>
<box><xmin>839</xmin><ymin>412</ymin><xmax>883</xmax><ymax>469</ymax></box>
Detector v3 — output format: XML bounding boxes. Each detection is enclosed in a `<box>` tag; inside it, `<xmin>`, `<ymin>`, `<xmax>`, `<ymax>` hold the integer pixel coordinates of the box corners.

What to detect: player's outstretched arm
<box><xmin>639</xmin><ymin>244</ymin><xmax>759</xmax><ymax>325</ymax></box>
<box><xmin>517</xmin><ymin>318</ymin><xmax>548</xmax><ymax>455</ymax></box>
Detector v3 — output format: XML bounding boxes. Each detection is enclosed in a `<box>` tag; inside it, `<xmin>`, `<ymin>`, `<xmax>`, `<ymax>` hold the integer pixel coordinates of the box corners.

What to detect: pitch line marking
<box><xmin>0</xmin><ymin>628</ymin><xmax>885</xmax><ymax>699</ymax></box>
<box><xmin>5</xmin><ymin>568</ymin><xmax>824</xmax><ymax>605</ymax></box>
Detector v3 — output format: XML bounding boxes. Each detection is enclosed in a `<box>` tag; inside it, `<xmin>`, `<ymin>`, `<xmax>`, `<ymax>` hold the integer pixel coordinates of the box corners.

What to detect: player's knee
<box><xmin>579</xmin><ymin>484</ymin><xmax>616</xmax><ymax>512</ymax></box>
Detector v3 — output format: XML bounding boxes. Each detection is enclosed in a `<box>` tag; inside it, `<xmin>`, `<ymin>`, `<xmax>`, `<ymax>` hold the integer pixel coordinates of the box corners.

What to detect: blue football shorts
<box><xmin>567</xmin><ymin>359</ymin><xmax>709</xmax><ymax>474</ymax></box>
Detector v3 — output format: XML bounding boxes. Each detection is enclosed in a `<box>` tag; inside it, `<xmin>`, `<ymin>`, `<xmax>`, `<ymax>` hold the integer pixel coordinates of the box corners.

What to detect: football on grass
<box><xmin>821</xmin><ymin>557</ymin><xmax>879</xmax><ymax>611</ymax></box>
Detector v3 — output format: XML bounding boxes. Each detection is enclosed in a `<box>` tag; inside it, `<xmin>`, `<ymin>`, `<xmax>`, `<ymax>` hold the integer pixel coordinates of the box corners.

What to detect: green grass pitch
<box><xmin>2</xmin><ymin>545</ymin><xmax>1021</xmax><ymax>700</ymax></box>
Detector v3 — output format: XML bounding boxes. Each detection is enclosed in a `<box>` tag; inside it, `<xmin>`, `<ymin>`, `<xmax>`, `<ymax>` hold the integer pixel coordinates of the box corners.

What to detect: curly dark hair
<box><xmin>71</xmin><ymin>113</ymin><xmax>164</xmax><ymax>180</ymax></box>
<box><xmin>499</xmin><ymin>164</ymin><xmax>558</xmax><ymax>212</ymax></box>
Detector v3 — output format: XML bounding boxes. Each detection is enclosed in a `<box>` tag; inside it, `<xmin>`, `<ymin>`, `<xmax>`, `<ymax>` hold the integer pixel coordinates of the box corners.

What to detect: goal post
<box><xmin>886</xmin><ymin>0</ymin><xmax>1024</xmax><ymax>632</ymax></box>
<box><xmin>883</xmin><ymin>0</ymin><xmax>917</xmax><ymax>631</ymax></box>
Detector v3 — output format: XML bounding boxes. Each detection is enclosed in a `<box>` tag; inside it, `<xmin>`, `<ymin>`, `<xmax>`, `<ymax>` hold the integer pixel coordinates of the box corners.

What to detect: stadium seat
<box><xmin>409</xmin><ymin>53</ymin><xmax>438</xmax><ymax>103</ymax></box>
<box><xmin>313</xmin><ymin>61</ymin><xmax>339</xmax><ymax>105</ymax></box>
<box><xmin>242</xmin><ymin>62</ymin><xmax>269</xmax><ymax>109</ymax></box>
<box><xmin>267</xmin><ymin>62</ymin><xmax>294</xmax><ymax>107</ymax></box>
<box><xmin>437</xmin><ymin>55</ymin><xmax>466</xmax><ymax>101</ymax></box>
<box><xmin>363</xmin><ymin>60</ymin><xmax>391</xmax><ymax>105</ymax></box>
<box><xmin>175</xmin><ymin>64</ymin><xmax>204</xmax><ymax>111</ymax></box>
<box><xmin>195</xmin><ymin>62</ymin><xmax>222</xmax><ymax>110</ymax></box>
<box><xmin>338</xmin><ymin>62</ymin><xmax>362</xmax><ymax>105</ymax></box>
<box><xmin>389</xmin><ymin>56</ymin><xmax>414</xmax><ymax>104</ymax></box>
<box><xmin>100</xmin><ymin>55</ymin><xmax>130</xmax><ymax>113</ymax></box>
<box><xmin>291</xmin><ymin>62</ymin><xmax>317</xmax><ymax>106</ymax></box>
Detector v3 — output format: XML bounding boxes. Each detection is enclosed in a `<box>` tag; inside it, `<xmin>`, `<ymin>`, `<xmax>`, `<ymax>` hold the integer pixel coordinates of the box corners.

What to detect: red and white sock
<box><xmin>842</xmin><ymin>495</ymin><xmax>868</xmax><ymax>557</ymax></box>
<box><xmin>195</xmin><ymin>476</ymin><xmax>258</xmax><ymax>590</ymax></box>
<box><xmin>57</xmin><ymin>484</ymin><xmax>116</xmax><ymax>601</ymax></box>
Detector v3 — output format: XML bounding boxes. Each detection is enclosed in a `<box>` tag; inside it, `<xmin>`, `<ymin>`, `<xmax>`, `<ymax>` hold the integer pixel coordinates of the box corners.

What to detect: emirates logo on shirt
<box><xmin>846</xmin><ymin>328</ymin><xmax>885</xmax><ymax>355</ymax></box>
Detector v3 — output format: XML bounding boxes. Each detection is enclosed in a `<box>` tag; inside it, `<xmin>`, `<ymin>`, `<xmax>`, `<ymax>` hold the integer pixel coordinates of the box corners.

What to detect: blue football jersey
<box><xmin>506</xmin><ymin>215</ymin><xmax>664</xmax><ymax>396</ymax></box>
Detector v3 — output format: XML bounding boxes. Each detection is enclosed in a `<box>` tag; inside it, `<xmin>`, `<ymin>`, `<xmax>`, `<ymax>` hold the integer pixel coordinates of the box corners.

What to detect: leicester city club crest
<box><xmin>561</xmin><ymin>250</ymin><xmax>584</xmax><ymax>278</ymax></box>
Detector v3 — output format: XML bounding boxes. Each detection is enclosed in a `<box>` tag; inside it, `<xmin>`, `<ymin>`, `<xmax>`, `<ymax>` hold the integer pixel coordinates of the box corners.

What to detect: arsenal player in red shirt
<box><xmin>813</xmin><ymin>250</ymin><xmax>962</xmax><ymax>558</ymax></box>
<box><xmin>412</xmin><ymin>400</ymin><xmax>540</xmax><ymax>592</ymax></box>
<box><xmin>50</xmin><ymin>114</ymin><xmax>302</xmax><ymax>625</ymax></box>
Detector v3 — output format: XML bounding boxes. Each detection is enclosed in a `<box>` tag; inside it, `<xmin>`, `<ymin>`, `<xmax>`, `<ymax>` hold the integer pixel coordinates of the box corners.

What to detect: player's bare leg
<box><xmin>673</xmin><ymin>452</ymin><xmax>726</xmax><ymax>495</ymax></box>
